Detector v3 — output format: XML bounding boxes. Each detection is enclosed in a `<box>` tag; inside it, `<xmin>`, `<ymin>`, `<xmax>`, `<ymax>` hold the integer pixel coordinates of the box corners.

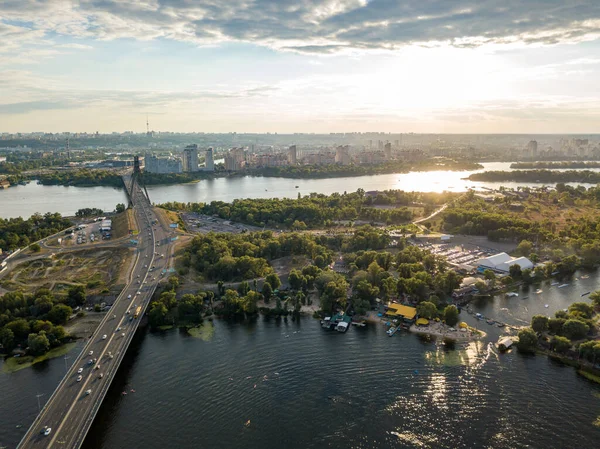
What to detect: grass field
<box><xmin>2</xmin><ymin>343</ymin><xmax>78</xmax><ymax>374</ymax></box>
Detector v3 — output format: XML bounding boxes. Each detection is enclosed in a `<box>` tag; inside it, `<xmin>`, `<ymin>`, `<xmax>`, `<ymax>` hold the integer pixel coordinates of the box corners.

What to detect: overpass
<box><xmin>17</xmin><ymin>175</ymin><xmax>175</xmax><ymax>449</ymax></box>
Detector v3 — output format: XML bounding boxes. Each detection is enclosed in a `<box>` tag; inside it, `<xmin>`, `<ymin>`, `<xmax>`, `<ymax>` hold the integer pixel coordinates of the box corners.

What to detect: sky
<box><xmin>1</xmin><ymin>0</ymin><xmax>600</xmax><ymax>134</ymax></box>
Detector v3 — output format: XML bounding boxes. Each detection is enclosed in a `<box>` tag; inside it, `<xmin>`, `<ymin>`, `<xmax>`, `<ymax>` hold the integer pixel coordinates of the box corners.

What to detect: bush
<box><xmin>550</xmin><ymin>336</ymin><xmax>571</xmax><ymax>354</ymax></box>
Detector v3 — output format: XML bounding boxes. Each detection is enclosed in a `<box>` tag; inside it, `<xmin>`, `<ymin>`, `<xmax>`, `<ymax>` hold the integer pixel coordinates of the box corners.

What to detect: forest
<box><xmin>468</xmin><ymin>169</ymin><xmax>600</xmax><ymax>183</ymax></box>
<box><xmin>160</xmin><ymin>189</ymin><xmax>456</xmax><ymax>229</ymax></box>
<box><xmin>0</xmin><ymin>285</ymin><xmax>86</xmax><ymax>356</ymax></box>
<box><xmin>36</xmin><ymin>169</ymin><xmax>123</xmax><ymax>187</ymax></box>
<box><xmin>0</xmin><ymin>212</ymin><xmax>71</xmax><ymax>252</ymax></box>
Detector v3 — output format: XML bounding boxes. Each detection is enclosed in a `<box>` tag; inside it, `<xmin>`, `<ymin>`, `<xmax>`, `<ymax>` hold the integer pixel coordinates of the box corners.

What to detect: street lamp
<box><xmin>36</xmin><ymin>393</ymin><xmax>45</xmax><ymax>412</ymax></box>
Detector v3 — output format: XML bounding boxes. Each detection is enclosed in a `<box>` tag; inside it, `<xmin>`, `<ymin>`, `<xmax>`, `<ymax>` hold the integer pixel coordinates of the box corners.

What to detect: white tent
<box><xmin>496</xmin><ymin>256</ymin><xmax>533</xmax><ymax>273</ymax></box>
<box><xmin>476</xmin><ymin>252</ymin><xmax>512</xmax><ymax>269</ymax></box>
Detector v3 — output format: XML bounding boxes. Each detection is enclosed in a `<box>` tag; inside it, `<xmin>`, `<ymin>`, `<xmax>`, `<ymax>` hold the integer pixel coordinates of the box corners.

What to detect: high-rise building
<box><xmin>288</xmin><ymin>145</ymin><xmax>297</xmax><ymax>165</ymax></box>
<box><xmin>384</xmin><ymin>142</ymin><xmax>392</xmax><ymax>159</ymax></box>
<box><xmin>205</xmin><ymin>147</ymin><xmax>214</xmax><ymax>171</ymax></box>
<box><xmin>335</xmin><ymin>145</ymin><xmax>350</xmax><ymax>165</ymax></box>
<box><xmin>527</xmin><ymin>140</ymin><xmax>538</xmax><ymax>158</ymax></box>
<box><xmin>182</xmin><ymin>144</ymin><xmax>199</xmax><ymax>172</ymax></box>
<box><xmin>144</xmin><ymin>154</ymin><xmax>182</xmax><ymax>173</ymax></box>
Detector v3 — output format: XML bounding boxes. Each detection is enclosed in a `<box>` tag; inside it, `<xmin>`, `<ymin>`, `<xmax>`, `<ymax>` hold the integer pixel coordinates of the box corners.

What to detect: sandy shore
<box><xmin>409</xmin><ymin>321</ymin><xmax>486</xmax><ymax>341</ymax></box>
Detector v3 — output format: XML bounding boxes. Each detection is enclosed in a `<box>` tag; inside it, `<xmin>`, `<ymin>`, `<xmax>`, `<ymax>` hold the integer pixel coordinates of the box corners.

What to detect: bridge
<box><xmin>16</xmin><ymin>175</ymin><xmax>175</xmax><ymax>449</ymax></box>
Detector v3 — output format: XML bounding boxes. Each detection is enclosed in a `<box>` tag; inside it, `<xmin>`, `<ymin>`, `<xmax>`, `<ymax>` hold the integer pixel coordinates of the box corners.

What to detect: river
<box><xmin>2</xmin><ymin>162</ymin><xmax>599</xmax><ymax>219</ymax></box>
<box><xmin>2</xmin><ymin>274</ymin><xmax>600</xmax><ymax>449</ymax></box>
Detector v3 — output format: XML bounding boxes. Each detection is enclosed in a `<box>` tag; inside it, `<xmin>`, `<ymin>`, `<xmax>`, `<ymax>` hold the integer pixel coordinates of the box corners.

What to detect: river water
<box><xmin>2</xmin><ymin>162</ymin><xmax>598</xmax><ymax>219</ymax></box>
<box><xmin>2</xmin><ymin>274</ymin><xmax>600</xmax><ymax>449</ymax></box>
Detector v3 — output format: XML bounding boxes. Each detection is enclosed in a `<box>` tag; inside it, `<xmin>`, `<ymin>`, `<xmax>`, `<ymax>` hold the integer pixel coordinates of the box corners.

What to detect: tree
<box><xmin>149</xmin><ymin>303</ymin><xmax>169</xmax><ymax>328</ymax></box>
<box><xmin>29</xmin><ymin>243</ymin><xmax>41</xmax><ymax>252</ymax></box>
<box><xmin>354</xmin><ymin>280</ymin><xmax>379</xmax><ymax>302</ymax></box>
<box><xmin>47</xmin><ymin>304</ymin><xmax>72</xmax><ymax>325</ymax></box>
<box><xmin>509</xmin><ymin>264</ymin><xmax>522</xmax><ymax>279</ymax></box>
<box><xmin>443</xmin><ymin>305</ymin><xmax>459</xmax><ymax>327</ymax></box>
<box><xmin>590</xmin><ymin>290</ymin><xmax>600</xmax><ymax>308</ymax></box>
<box><xmin>562</xmin><ymin>319</ymin><xmax>589</xmax><ymax>340</ymax></box>
<box><xmin>0</xmin><ymin>327</ymin><xmax>15</xmax><ymax>352</ymax></box>
<box><xmin>265</xmin><ymin>273</ymin><xmax>281</xmax><ymax>290</ymax></box>
<box><xmin>516</xmin><ymin>240</ymin><xmax>533</xmax><ymax>257</ymax></box>
<box><xmin>66</xmin><ymin>285</ymin><xmax>86</xmax><ymax>307</ymax></box>
<box><xmin>27</xmin><ymin>331</ymin><xmax>50</xmax><ymax>355</ymax></box>
<box><xmin>550</xmin><ymin>336</ymin><xmax>571</xmax><ymax>354</ymax></box>
<box><xmin>500</xmin><ymin>276</ymin><xmax>513</xmax><ymax>286</ymax></box>
<box><xmin>115</xmin><ymin>203</ymin><xmax>126</xmax><ymax>213</ymax></box>
<box><xmin>288</xmin><ymin>269</ymin><xmax>303</xmax><ymax>290</ymax></box>
<box><xmin>483</xmin><ymin>269</ymin><xmax>496</xmax><ymax>281</ymax></box>
<box><xmin>262</xmin><ymin>282</ymin><xmax>273</xmax><ymax>302</ymax></box>
<box><xmin>531</xmin><ymin>315</ymin><xmax>549</xmax><ymax>333</ymax></box>
<box><xmin>237</xmin><ymin>281</ymin><xmax>250</xmax><ymax>296</ymax></box>
<box><xmin>568</xmin><ymin>302</ymin><xmax>594</xmax><ymax>319</ymax></box>
<box><xmin>417</xmin><ymin>301</ymin><xmax>437</xmax><ymax>320</ymax></box>
<box><xmin>6</xmin><ymin>319</ymin><xmax>30</xmax><ymax>341</ymax></box>
<box><xmin>517</xmin><ymin>327</ymin><xmax>538</xmax><ymax>353</ymax></box>
<box><xmin>548</xmin><ymin>317</ymin><xmax>566</xmax><ymax>334</ymax></box>
<box><xmin>168</xmin><ymin>276</ymin><xmax>180</xmax><ymax>291</ymax></box>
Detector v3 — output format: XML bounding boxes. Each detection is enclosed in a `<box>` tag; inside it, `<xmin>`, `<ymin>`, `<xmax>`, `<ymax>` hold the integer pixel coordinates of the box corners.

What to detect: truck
<box><xmin>134</xmin><ymin>306</ymin><xmax>142</xmax><ymax>319</ymax></box>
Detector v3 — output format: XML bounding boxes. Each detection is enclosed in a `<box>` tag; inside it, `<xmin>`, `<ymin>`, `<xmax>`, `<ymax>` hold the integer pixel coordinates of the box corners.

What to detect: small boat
<box><xmin>486</xmin><ymin>319</ymin><xmax>495</xmax><ymax>325</ymax></box>
<box><xmin>295</xmin><ymin>185</ymin><xmax>299</xmax><ymax>188</ymax></box>
<box><xmin>544</xmin><ymin>304</ymin><xmax>549</xmax><ymax>308</ymax></box>
<box><xmin>551</xmin><ymin>282</ymin><xmax>559</xmax><ymax>286</ymax></box>
<box><xmin>581</xmin><ymin>275</ymin><xmax>589</xmax><ymax>279</ymax></box>
<box><xmin>558</xmin><ymin>283</ymin><xmax>569</xmax><ymax>288</ymax></box>
<box><xmin>581</xmin><ymin>291</ymin><xmax>591</xmax><ymax>297</ymax></box>
<box><xmin>505</xmin><ymin>292</ymin><xmax>518</xmax><ymax>298</ymax></box>
<box><xmin>535</xmin><ymin>289</ymin><xmax>543</xmax><ymax>294</ymax></box>
<box><xmin>387</xmin><ymin>326</ymin><xmax>399</xmax><ymax>337</ymax></box>
<box><xmin>475</xmin><ymin>313</ymin><xmax>484</xmax><ymax>320</ymax></box>
<box><xmin>496</xmin><ymin>322</ymin><xmax>506</xmax><ymax>328</ymax></box>
<box><xmin>521</xmin><ymin>296</ymin><xmax>529</xmax><ymax>300</ymax></box>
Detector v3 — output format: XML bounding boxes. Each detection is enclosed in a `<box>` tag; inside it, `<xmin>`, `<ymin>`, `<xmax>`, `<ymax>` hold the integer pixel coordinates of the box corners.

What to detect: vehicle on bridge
<box><xmin>134</xmin><ymin>306</ymin><xmax>142</xmax><ymax>318</ymax></box>
<box><xmin>41</xmin><ymin>426</ymin><xmax>51</xmax><ymax>436</ymax></box>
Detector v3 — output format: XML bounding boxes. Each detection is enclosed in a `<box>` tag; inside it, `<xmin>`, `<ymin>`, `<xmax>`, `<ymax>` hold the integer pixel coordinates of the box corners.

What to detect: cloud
<box><xmin>0</xmin><ymin>0</ymin><xmax>599</xmax><ymax>55</ymax></box>
<box><xmin>0</xmin><ymin>70</ymin><xmax>279</xmax><ymax>114</ymax></box>
<box><xmin>56</xmin><ymin>43</ymin><xmax>93</xmax><ymax>50</ymax></box>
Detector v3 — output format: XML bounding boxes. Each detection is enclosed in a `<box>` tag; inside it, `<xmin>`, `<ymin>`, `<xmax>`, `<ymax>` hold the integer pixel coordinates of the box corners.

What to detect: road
<box><xmin>17</xmin><ymin>177</ymin><xmax>175</xmax><ymax>449</ymax></box>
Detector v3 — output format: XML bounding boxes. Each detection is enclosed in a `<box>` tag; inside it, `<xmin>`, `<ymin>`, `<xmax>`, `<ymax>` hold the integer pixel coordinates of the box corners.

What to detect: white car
<box><xmin>77</xmin><ymin>367</ymin><xmax>84</xmax><ymax>374</ymax></box>
<box><xmin>41</xmin><ymin>426</ymin><xmax>51</xmax><ymax>436</ymax></box>
<box><xmin>127</xmin><ymin>294</ymin><xmax>132</xmax><ymax>299</ymax></box>
<box><xmin>85</xmin><ymin>389</ymin><xmax>92</xmax><ymax>396</ymax></box>
<box><xmin>77</xmin><ymin>375</ymin><xmax>83</xmax><ymax>382</ymax></box>
<box><xmin>102</xmin><ymin>334</ymin><xmax>107</xmax><ymax>340</ymax></box>
<box><xmin>121</xmin><ymin>333</ymin><xmax>125</xmax><ymax>337</ymax></box>
<box><xmin>89</xmin><ymin>350</ymin><xmax>93</xmax><ymax>355</ymax></box>
<box><xmin>117</xmin><ymin>327</ymin><xmax>122</xmax><ymax>331</ymax></box>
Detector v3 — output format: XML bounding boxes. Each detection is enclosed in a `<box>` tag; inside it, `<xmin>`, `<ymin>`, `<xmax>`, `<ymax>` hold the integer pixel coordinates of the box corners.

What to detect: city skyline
<box><xmin>1</xmin><ymin>1</ymin><xmax>600</xmax><ymax>133</ymax></box>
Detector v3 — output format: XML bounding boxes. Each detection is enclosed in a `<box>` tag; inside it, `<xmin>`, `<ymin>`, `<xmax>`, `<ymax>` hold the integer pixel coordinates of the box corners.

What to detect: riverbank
<box><xmin>409</xmin><ymin>321</ymin><xmax>486</xmax><ymax>341</ymax></box>
<box><xmin>1</xmin><ymin>342</ymin><xmax>78</xmax><ymax>374</ymax></box>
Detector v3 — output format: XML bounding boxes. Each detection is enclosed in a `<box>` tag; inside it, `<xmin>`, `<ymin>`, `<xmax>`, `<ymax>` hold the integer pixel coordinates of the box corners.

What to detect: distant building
<box><xmin>384</xmin><ymin>142</ymin><xmax>392</xmax><ymax>159</ymax></box>
<box><xmin>526</xmin><ymin>140</ymin><xmax>538</xmax><ymax>158</ymax></box>
<box><xmin>476</xmin><ymin>252</ymin><xmax>533</xmax><ymax>273</ymax></box>
<box><xmin>288</xmin><ymin>145</ymin><xmax>297</xmax><ymax>165</ymax></box>
<box><xmin>144</xmin><ymin>154</ymin><xmax>182</xmax><ymax>174</ymax></box>
<box><xmin>335</xmin><ymin>145</ymin><xmax>350</xmax><ymax>165</ymax></box>
<box><xmin>0</xmin><ymin>156</ymin><xmax>6</xmax><ymax>163</ymax></box>
<box><xmin>182</xmin><ymin>144</ymin><xmax>199</xmax><ymax>172</ymax></box>
<box><xmin>205</xmin><ymin>147</ymin><xmax>214</xmax><ymax>171</ymax></box>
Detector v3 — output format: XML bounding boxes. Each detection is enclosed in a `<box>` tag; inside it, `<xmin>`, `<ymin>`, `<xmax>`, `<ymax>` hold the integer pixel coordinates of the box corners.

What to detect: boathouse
<box><xmin>386</xmin><ymin>304</ymin><xmax>417</xmax><ymax>323</ymax></box>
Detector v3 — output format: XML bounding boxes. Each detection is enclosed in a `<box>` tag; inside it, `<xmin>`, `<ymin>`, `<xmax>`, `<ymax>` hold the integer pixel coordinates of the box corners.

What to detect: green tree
<box><xmin>516</xmin><ymin>327</ymin><xmax>538</xmax><ymax>353</ymax></box>
<box><xmin>0</xmin><ymin>327</ymin><xmax>15</xmax><ymax>352</ymax></box>
<box><xmin>562</xmin><ymin>319</ymin><xmax>589</xmax><ymax>340</ymax></box>
<box><xmin>548</xmin><ymin>317</ymin><xmax>566</xmax><ymax>334</ymax></box>
<box><xmin>237</xmin><ymin>281</ymin><xmax>250</xmax><ymax>296</ymax></box>
<box><xmin>417</xmin><ymin>301</ymin><xmax>437</xmax><ymax>320</ymax></box>
<box><xmin>29</xmin><ymin>243</ymin><xmax>41</xmax><ymax>252</ymax></box>
<box><xmin>47</xmin><ymin>304</ymin><xmax>73</xmax><ymax>325</ymax></box>
<box><xmin>568</xmin><ymin>302</ymin><xmax>594</xmax><ymax>319</ymax></box>
<box><xmin>443</xmin><ymin>305</ymin><xmax>459</xmax><ymax>327</ymax></box>
<box><xmin>148</xmin><ymin>303</ymin><xmax>169</xmax><ymax>328</ymax></box>
<box><xmin>516</xmin><ymin>240</ymin><xmax>533</xmax><ymax>257</ymax></box>
<box><xmin>115</xmin><ymin>203</ymin><xmax>126</xmax><ymax>213</ymax></box>
<box><xmin>6</xmin><ymin>319</ymin><xmax>30</xmax><ymax>341</ymax></box>
<box><xmin>550</xmin><ymin>336</ymin><xmax>571</xmax><ymax>354</ymax></box>
<box><xmin>167</xmin><ymin>276</ymin><xmax>180</xmax><ymax>291</ymax></box>
<box><xmin>27</xmin><ymin>331</ymin><xmax>50</xmax><ymax>355</ymax></box>
<box><xmin>355</xmin><ymin>280</ymin><xmax>379</xmax><ymax>302</ymax></box>
<box><xmin>262</xmin><ymin>282</ymin><xmax>273</xmax><ymax>302</ymax></box>
<box><xmin>265</xmin><ymin>273</ymin><xmax>281</xmax><ymax>290</ymax></box>
<box><xmin>500</xmin><ymin>276</ymin><xmax>514</xmax><ymax>286</ymax></box>
<box><xmin>66</xmin><ymin>285</ymin><xmax>86</xmax><ymax>307</ymax></box>
<box><xmin>483</xmin><ymin>269</ymin><xmax>496</xmax><ymax>281</ymax></box>
<box><xmin>590</xmin><ymin>290</ymin><xmax>600</xmax><ymax>308</ymax></box>
<box><xmin>288</xmin><ymin>269</ymin><xmax>303</xmax><ymax>290</ymax></box>
<box><xmin>531</xmin><ymin>315</ymin><xmax>549</xmax><ymax>333</ymax></box>
<box><xmin>509</xmin><ymin>264</ymin><xmax>522</xmax><ymax>279</ymax></box>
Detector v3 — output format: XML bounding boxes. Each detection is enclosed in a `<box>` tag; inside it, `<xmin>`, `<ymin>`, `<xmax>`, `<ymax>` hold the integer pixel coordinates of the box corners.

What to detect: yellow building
<box><xmin>386</xmin><ymin>304</ymin><xmax>417</xmax><ymax>321</ymax></box>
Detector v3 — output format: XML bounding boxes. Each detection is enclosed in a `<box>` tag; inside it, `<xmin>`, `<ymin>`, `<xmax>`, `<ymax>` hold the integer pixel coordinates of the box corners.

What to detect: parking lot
<box><xmin>61</xmin><ymin>219</ymin><xmax>112</xmax><ymax>246</ymax></box>
<box><xmin>181</xmin><ymin>212</ymin><xmax>263</xmax><ymax>234</ymax></box>
<box><xmin>415</xmin><ymin>241</ymin><xmax>497</xmax><ymax>269</ymax></box>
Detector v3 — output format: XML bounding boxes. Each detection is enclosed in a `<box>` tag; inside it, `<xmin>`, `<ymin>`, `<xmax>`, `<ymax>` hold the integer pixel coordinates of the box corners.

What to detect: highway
<box><xmin>17</xmin><ymin>176</ymin><xmax>175</xmax><ymax>449</ymax></box>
